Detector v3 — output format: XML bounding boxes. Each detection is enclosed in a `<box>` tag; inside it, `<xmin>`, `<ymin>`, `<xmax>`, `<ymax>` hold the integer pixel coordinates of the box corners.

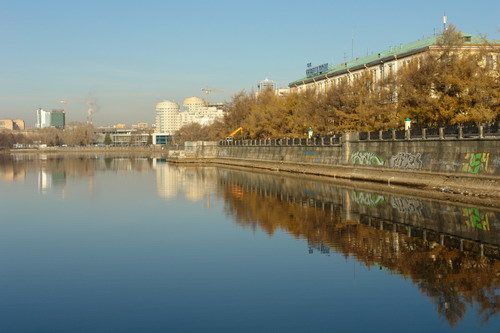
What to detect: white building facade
<box><xmin>35</xmin><ymin>108</ymin><xmax>51</xmax><ymax>128</ymax></box>
<box><xmin>155</xmin><ymin>100</ymin><xmax>181</xmax><ymax>134</ymax></box>
<box><xmin>154</xmin><ymin>97</ymin><xmax>225</xmax><ymax>142</ymax></box>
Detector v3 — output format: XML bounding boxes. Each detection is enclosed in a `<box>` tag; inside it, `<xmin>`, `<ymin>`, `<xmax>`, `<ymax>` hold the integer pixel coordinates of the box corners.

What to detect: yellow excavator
<box><xmin>225</xmin><ymin>127</ymin><xmax>243</xmax><ymax>142</ymax></box>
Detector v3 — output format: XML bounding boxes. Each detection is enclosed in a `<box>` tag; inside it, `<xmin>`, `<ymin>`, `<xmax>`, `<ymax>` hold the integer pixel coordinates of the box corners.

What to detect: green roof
<box><xmin>289</xmin><ymin>33</ymin><xmax>500</xmax><ymax>87</ymax></box>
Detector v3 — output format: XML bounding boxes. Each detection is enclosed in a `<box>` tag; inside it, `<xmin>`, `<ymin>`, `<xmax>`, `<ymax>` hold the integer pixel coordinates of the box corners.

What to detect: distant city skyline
<box><xmin>1</xmin><ymin>0</ymin><xmax>499</xmax><ymax>126</ymax></box>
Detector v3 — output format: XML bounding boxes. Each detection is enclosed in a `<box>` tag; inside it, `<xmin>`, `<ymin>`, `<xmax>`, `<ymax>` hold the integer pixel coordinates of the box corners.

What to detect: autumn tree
<box><xmin>61</xmin><ymin>122</ymin><xmax>95</xmax><ymax>146</ymax></box>
<box><xmin>398</xmin><ymin>25</ymin><xmax>500</xmax><ymax>126</ymax></box>
<box><xmin>174</xmin><ymin>123</ymin><xmax>212</xmax><ymax>143</ymax></box>
<box><xmin>176</xmin><ymin>26</ymin><xmax>498</xmax><ymax>139</ymax></box>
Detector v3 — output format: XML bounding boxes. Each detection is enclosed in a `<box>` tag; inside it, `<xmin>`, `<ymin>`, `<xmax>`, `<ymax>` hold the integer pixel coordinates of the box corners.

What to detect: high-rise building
<box><xmin>154</xmin><ymin>97</ymin><xmax>225</xmax><ymax>137</ymax></box>
<box><xmin>50</xmin><ymin>110</ymin><xmax>65</xmax><ymax>129</ymax></box>
<box><xmin>35</xmin><ymin>108</ymin><xmax>65</xmax><ymax>129</ymax></box>
<box><xmin>155</xmin><ymin>100</ymin><xmax>181</xmax><ymax>135</ymax></box>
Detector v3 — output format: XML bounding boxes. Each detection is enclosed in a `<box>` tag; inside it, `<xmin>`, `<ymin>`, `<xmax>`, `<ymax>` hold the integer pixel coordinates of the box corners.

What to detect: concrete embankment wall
<box><xmin>170</xmin><ymin>135</ymin><xmax>500</xmax><ymax>201</ymax></box>
<box><xmin>216</xmin><ymin>135</ymin><xmax>500</xmax><ymax>176</ymax></box>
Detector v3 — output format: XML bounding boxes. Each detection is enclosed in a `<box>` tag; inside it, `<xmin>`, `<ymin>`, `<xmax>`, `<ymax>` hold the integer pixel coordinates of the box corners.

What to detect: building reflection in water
<box><xmin>0</xmin><ymin>154</ymin><xmax>157</xmax><ymax>198</ymax></box>
<box><xmin>0</xmin><ymin>155</ymin><xmax>498</xmax><ymax>327</ymax></box>
<box><xmin>0</xmin><ymin>155</ymin><xmax>220</xmax><ymax>204</ymax></box>
<box><xmin>0</xmin><ymin>155</ymin><xmax>26</xmax><ymax>182</ymax></box>
<box><xmin>216</xmin><ymin>168</ymin><xmax>499</xmax><ymax>328</ymax></box>
<box><xmin>154</xmin><ymin>160</ymin><xmax>218</xmax><ymax>203</ymax></box>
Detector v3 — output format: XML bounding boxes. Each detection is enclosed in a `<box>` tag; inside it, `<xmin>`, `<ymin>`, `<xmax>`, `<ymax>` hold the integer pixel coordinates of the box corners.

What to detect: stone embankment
<box><xmin>168</xmin><ymin>128</ymin><xmax>500</xmax><ymax>206</ymax></box>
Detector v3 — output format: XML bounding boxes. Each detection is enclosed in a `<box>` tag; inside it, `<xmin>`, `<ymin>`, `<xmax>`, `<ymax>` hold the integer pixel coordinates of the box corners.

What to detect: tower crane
<box><xmin>200</xmin><ymin>87</ymin><xmax>223</xmax><ymax>107</ymax></box>
<box><xmin>60</xmin><ymin>100</ymin><xmax>96</xmax><ymax>124</ymax></box>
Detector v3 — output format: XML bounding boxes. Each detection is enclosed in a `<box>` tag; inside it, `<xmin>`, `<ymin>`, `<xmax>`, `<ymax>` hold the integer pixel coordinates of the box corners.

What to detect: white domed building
<box><xmin>179</xmin><ymin>96</ymin><xmax>225</xmax><ymax>128</ymax></box>
<box><xmin>153</xmin><ymin>96</ymin><xmax>225</xmax><ymax>144</ymax></box>
<box><xmin>182</xmin><ymin>96</ymin><xmax>205</xmax><ymax>111</ymax></box>
<box><xmin>155</xmin><ymin>100</ymin><xmax>180</xmax><ymax>134</ymax></box>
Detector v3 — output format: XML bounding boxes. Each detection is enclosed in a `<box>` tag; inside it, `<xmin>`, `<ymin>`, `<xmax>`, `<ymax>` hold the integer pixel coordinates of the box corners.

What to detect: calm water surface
<box><xmin>0</xmin><ymin>154</ymin><xmax>498</xmax><ymax>332</ymax></box>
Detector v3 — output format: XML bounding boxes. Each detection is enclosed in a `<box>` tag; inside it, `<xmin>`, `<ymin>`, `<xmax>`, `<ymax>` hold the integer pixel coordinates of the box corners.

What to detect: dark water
<box><xmin>0</xmin><ymin>154</ymin><xmax>498</xmax><ymax>333</ymax></box>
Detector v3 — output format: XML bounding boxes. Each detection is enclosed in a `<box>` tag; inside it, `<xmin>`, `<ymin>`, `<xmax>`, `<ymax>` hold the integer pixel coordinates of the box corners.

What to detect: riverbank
<box><xmin>167</xmin><ymin>135</ymin><xmax>500</xmax><ymax>206</ymax></box>
<box><xmin>2</xmin><ymin>146</ymin><xmax>177</xmax><ymax>158</ymax></box>
<box><xmin>3</xmin><ymin>143</ymin><xmax>499</xmax><ymax>206</ymax></box>
<box><xmin>168</xmin><ymin>156</ymin><xmax>500</xmax><ymax>208</ymax></box>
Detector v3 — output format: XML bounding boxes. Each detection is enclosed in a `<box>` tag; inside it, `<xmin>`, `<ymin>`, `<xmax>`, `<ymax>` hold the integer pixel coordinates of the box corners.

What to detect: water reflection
<box><xmin>0</xmin><ymin>154</ymin><xmax>498</xmax><ymax>329</ymax></box>
<box><xmin>154</xmin><ymin>161</ymin><xmax>217</xmax><ymax>202</ymax></box>
<box><xmin>215</xmin><ymin>169</ymin><xmax>500</xmax><ymax>327</ymax></box>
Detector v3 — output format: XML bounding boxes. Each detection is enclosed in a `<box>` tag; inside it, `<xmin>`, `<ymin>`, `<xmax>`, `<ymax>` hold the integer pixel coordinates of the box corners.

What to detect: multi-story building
<box><xmin>288</xmin><ymin>33</ymin><xmax>500</xmax><ymax>93</ymax></box>
<box><xmin>0</xmin><ymin>119</ymin><xmax>25</xmax><ymax>131</ymax></box>
<box><xmin>180</xmin><ymin>97</ymin><xmax>224</xmax><ymax>127</ymax></box>
<box><xmin>155</xmin><ymin>100</ymin><xmax>181</xmax><ymax>135</ymax></box>
<box><xmin>35</xmin><ymin>108</ymin><xmax>65</xmax><ymax>129</ymax></box>
<box><xmin>255</xmin><ymin>78</ymin><xmax>289</xmax><ymax>97</ymax></box>
<box><xmin>94</xmin><ymin>127</ymin><xmax>150</xmax><ymax>146</ymax></box>
<box><xmin>153</xmin><ymin>97</ymin><xmax>225</xmax><ymax>144</ymax></box>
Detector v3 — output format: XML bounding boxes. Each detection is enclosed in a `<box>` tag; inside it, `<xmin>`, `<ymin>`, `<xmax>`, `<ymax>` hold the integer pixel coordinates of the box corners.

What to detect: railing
<box><xmin>218</xmin><ymin>122</ymin><xmax>499</xmax><ymax>146</ymax></box>
<box><xmin>220</xmin><ymin>135</ymin><xmax>343</xmax><ymax>146</ymax></box>
<box><xmin>357</xmin><ymin>123</ymin><xmax>499</xmax><ymax>141</ymax></box>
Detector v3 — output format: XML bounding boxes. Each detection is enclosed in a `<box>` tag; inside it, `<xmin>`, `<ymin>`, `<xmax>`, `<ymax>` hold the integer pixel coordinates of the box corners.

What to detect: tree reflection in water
<box><xmin>1</xmin><ymin>156</ymin><xmax>498</xmax><ymax>327</ymax></box>
<box><xmin>218</xmin><ymin>172</ymin><xmax>499</xmax><ymax>327</ymax></box>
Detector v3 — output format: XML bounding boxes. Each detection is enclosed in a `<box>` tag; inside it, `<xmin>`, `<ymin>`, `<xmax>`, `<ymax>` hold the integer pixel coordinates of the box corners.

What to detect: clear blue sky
<box><xmin>1</xmin><ymin>0</ymin><xmax>499</xmax><ymax>126</ymax></box>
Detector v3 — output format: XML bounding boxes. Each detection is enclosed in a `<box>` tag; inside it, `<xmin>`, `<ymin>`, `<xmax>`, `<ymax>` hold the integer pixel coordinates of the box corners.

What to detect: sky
<box><xmin>1</xmin><ymin>0</ymin><xmax>499</xmax><ymax>127</ymax></box>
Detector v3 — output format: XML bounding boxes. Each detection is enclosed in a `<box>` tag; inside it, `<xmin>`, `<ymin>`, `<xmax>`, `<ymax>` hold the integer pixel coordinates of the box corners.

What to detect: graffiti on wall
<box><xmin>491</xmin><ymin>157</ymin><xmax>500</xmax><ymax>168</ymax></box>
<box><xmin>436</xmin><ymin>159</ymin><xmax>461</xmax><ymax>171</ymax></box>
<box><xmin>390</xmin><ymin>152</ymin><xmax>423</xmax><ymax>170</ymax></box>
<box><xmin>218</xmin><ymin>149</ymin><xmax>228</xmax><ymax>157</ymax></box>
<box><xmin>462</xmin><ymin>207</ymin><xmax>490</xmax><ymax>231</ymax></box>
<box><xmin>351</xmin><ymin>191</ymin><xmax>386</xmax><ymax>207</ymax></box>
<box><xmin>390</xmin><ymin>197</ymin><xmax>423</xmax><ymax>216</ymax></box>
<box><xmin>302</xmin><ymin>151</ymin><xmax>321</xmax><ymax>163</ymax></box>
<box><xmin>461</xmin><ymin>152</ymin><xmax>490</xmax><ymax>174</ymax></box>
<box><xmin>351</xmin><ymin>151</ymin><xmax>384</xmax><ymax>166</ymax></box>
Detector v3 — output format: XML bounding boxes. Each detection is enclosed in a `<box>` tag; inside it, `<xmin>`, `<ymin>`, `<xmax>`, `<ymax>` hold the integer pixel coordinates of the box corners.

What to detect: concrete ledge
<box><xmin>172</xmin><ymin>157</ymin><xmax>500</xmax><ymax>207</ymax></box>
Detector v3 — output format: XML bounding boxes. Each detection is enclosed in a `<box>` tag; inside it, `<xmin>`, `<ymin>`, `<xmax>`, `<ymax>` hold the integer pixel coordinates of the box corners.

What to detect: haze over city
<box><xmin>1</xmin><ymin>0</ymin><xmax>499</xmax><ymax>126</ymax></box>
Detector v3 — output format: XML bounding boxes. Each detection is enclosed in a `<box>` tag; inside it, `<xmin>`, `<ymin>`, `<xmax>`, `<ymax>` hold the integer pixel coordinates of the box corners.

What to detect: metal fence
<box><xmin>219</xmin><ymin>135</ymin><xmax>342</xmax><ymax>147</ymax></box>
<box><xmin>355</xmin><ymin>123</ymin><xmax>499</xmax><ymax>141</ymax></box>
<box><xmin>218</xmin><ymin>122</ymin><xmax>499</xmax><ymax>146</ymax></box>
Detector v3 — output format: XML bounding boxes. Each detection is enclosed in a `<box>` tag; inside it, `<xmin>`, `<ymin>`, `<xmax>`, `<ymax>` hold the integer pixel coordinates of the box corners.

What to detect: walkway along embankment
<box><xmin>169</xmin><ymin>126</ymin><xmax>500</xmax><ymax>205</ymax></box>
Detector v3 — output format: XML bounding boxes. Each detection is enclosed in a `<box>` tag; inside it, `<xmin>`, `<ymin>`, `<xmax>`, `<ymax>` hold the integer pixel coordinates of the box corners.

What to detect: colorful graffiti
<box><xmin>351</xmin><ymin>151</ymin><xmax>384</xmax><ymax>166</ymax></box>
<box><xmin>390</xmin><ymin>152</ymin><xmax>423</xmax><ymax>170</ymax></box>
<box><xmin>462</xmin><ymin>207</ymin><xmax>490</xmax><ymax>231</ymax></box>
<box><xmin>461</xmin><ymin>152</ymin><xmax>490</xmax><ymax>174</ymax></box>
<box><xmin>302</xmin><ymin>151</ymin><xmax>321</xmax><ymax>163</ymax></box>
<box><xmin>351</xmin><ymin>191</ymin><xmax>386</xmax><ymax>207</ymax></box>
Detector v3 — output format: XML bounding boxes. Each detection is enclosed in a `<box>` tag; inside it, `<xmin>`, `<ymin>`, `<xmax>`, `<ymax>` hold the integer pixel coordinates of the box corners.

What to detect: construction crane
<box><xmin>200</xmin><ymin>87</ymin><xmax>223</xmax><ymax>107</ymax></box>
<box><xmin>60</xmin><ymin>100</ymin><xmax>96</xmax><ymax>124</ymax></box>
<box><xmin>225</xmin><ymin>127</ymin><xmax>243</xmax><ymax>142</ymax></box>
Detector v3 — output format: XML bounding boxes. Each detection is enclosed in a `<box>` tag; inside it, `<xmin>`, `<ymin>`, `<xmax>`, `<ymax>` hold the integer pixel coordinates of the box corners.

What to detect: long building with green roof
<box><xmin>289</xmin><ymin>33</ymin><xmax>500</xmax><ymax>91</ymax></box>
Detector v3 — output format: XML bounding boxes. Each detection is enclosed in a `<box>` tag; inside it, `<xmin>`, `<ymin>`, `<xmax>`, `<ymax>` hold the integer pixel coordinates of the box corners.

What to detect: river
<box><xmin>0</xmin><ymin>154</ymin><xmax>498</xmax><ymax>332</ymax></box>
